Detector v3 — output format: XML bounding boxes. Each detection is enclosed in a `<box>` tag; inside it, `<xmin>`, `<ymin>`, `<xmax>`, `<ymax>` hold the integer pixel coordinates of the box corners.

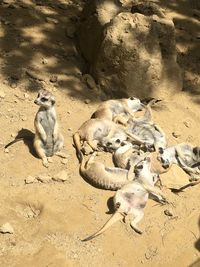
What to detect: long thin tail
<box><xmin>82</xmin><ymin>211</ymin><xmax>125</xmax><ymax>242</ymax></box>
<box><xmin>172</xmin><ymin>179</ymin><xmax>200</xmax><ymax>192</ymax></box>
<box><xmin>5</xmin><ymin>136</ymin><xmax>33</xmax><ymax>149</ymax></box>
<box><xmin>73</xmin><ymin>132</ymin><xmax>83</xmax><ymax>162</ymax></box>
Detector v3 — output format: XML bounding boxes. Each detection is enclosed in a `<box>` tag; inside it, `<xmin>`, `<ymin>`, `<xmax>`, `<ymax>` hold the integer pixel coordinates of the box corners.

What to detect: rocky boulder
<box><xmin>77</xmin><ymin>1</ymin><xmax>182</xmax><ymax>98</ymax></box>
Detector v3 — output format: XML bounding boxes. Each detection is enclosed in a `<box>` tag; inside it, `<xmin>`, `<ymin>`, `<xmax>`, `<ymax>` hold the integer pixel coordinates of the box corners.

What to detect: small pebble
<box><xmin>42</xmin><ymin>58</ymin><xmax>48</xmax><ymax>65</ymax></box>
<box><xmin>49</xmin><ymin>75</ymin><xmax>58</xmax><ymax>83</ymax></box>
<box><xmin>172</xmin><ymin>132</ymin><xmax>181</xmax><ymax>138</ymax></box>
<box><xmin>10</xmin><ymin>83</ymin><xmax>17</xmax><ymax>88</ymax></box>
<box><xmin>61</xmin><ymin>158</ymin><xmax>68</xmax><ymax>165</ymax></box>
<box><xmin>83</xmin><ymin>74</ymin><xmax>96</xmax><ymax>89</ymax></box>
<box><xmin>4</xmin><ymin>148</ymin><xmax>9</xmax><ymax>153</ymax></box>
<box><xmin>0</xmin><ymin>90</ymin><xmax>5</xmax><ymax>98</ymax></box>
<box><xmin>21</xmin><ymin>116</ymin><xmax>27</xmax><ymax>121</ymax></box>
<box><xmin>24</xmin><ymin>93</ymin><xmax>30</xmax><ymax>99</ymax></box>
<box><xmin>84</xmin><ymin>99</ymin><xmax>91</xmax><ymax>104</ymax></box>
<box><xmin>164</xmin><ymin>209</ymin><xmax>173</xmax><ymax>217</ymax></box>
<box><xmin>37</xmin><ymin>175</ymin><xmax>52</xmax><ymax>183</ymax></box>
<box><xmin>0</xmin><ymin>223</ymin><xmax>14</xmax><ymax>234</ymax></box>
<box><xmin>45</xmin><ymin>17</ymin><xmax>58</xmax><ymax>24</ymax></box>
<box><xmin>183</xmin><ymin>120</ymin><xmax>191</xmax><ymax>128</ymax></box>
<box><xmin>3</xmin><ymin>80</ymin><xmax>9</xmax><ymax>85</ymax></box>
<box><xmin>25</xmin><ymin>175</ymin><xmax>36</xmax><ymax>184</ymax></box>
<box><xmin>52</xmin><ymin>170</ymin><xmax>68</xmax><ymax>182</ymax></box>
<box><xmin>68</xmin><ymin>128</ymin><xmax>72</xmax><ymax>131</ymax></box>
<box><xmin>11</xmin><ymin>133</ymin><xmax>16</xmax><ymax>137</ymax></box>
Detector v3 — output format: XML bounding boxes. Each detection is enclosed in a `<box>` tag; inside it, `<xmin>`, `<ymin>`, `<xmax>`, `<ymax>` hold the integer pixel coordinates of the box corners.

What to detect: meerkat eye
<box><xmin>129</xmin><ymin>97</ymin><xmax>135</xmax><ymax>100</ymax></box>
<box><xmin>159</xmin><ymin>147</ymin><xmax>164</xmax><ymax>154</ymax></box>
<box><xmin>136</xmin><ymin>165</ymin><xmax>143</xmax><ymax>169</ymax></box>
<box><xmin>193</xmin><ymin>147</ymin><xmax>198</xmax><ymax>155</ymax></box>
<box><xmin>115</xmin><ymin>139</ymin><xmax>121</xmax><ymax>143</ymax></box>
<box><xmin>106</xmin><ymin>142</ymin><xmax>112</xmax><ymax>146</ymax></box>
<box><xmin>41</xmin><ymin>97</ymin><xmax>48</xmax><ymax>102</ymax></box>
<box><xmin>115</xmin><ymin>202</ymin><xmax>120</xmax><ymax>209</ymax></box>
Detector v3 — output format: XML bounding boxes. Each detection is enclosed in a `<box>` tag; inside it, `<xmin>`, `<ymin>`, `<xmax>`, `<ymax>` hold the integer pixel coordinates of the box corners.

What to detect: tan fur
<box><xmin>92</xmin><ymin>97</ymin><xmax>143</xmax><ymax>123</ymax></box>
<box><xmin>73</xmin><ymin>118</ymin><xmax>145</xmax><ymax>162</ymax></box>
<box><xmin>33</xmin><ymin>89</ymin><xmax>64</xmax><ymax>167</ymax></box>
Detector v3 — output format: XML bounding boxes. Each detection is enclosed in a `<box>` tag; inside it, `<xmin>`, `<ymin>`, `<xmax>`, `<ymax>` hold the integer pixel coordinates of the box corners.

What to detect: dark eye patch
<box><xmin>129</xmin><ymin>97</ymin><xmax>135</xmax><ymax>100</ymax></box>
<box><xmin>193</xmin><ymin>147</ymin><xmax>198</xmax><ymax>155</ymax></box>
<box><xmin>136</xmin><ymin>165</ymin><xmax>143</xmax><ymax>169</ymax></box>
<box><xmin>41</xmin><ymin>97</ymin><xmax>48</xmax><ymax>102</ymax></box>
<box><xmin>106</xmin><ymin>142</ymin><xmax>112</xmax><ymax>146</ymax></box>
<box><xmin>159</xmin><ymin>147</ymin><xmax>164</xmax><ymax>154</ymax></box>
<box><xmin>115</xmin><ymin>139</ymin><xmax>121</xmax><ymax>143</ymax></box>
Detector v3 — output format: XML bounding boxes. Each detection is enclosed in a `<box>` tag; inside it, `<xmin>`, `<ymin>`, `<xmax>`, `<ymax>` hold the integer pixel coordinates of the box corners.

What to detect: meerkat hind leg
<box><xmin>113</xmin><ymin>115</ymin><xmax>128</xmax><ymax>126</ymax></box>
<box><xmin>34</xmin><ymin>139</ymin><xmax>49</xmax><ymax>168</ymax></box>
<box><xmin>130</xmin><ymin>209</ymin><xmax>144</xmax><ymax>234</ymax></box>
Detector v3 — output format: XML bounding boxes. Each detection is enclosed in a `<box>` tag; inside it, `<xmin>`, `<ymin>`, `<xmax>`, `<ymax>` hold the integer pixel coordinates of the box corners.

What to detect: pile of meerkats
<box><xmin>5</xmin><ymin>89</ymin><xmax>200</xmax><ymax>241</ymax></box>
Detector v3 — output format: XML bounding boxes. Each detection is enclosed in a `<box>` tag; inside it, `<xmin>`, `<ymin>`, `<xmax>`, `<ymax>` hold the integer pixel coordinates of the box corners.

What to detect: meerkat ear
<box><xmin>159</xmin><ymin>147</ymin><xmax>164</xmax><ymax>154</ymax></box>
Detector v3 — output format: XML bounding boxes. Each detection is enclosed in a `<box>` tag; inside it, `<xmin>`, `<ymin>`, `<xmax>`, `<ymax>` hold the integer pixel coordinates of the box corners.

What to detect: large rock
<box><xmin>77</xmin><ymin>1</ymin><xmax>182</xmax><ymax>98</ymax></box>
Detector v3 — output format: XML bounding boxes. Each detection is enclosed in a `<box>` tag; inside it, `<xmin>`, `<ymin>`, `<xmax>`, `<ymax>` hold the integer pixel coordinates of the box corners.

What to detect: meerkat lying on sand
<box><xmin>127</xmin><ymin>101</ymin><xmax>166</xmax><ymax>151</ymax></box>
<box><xmin>73</xmin><ymin>119</ymin><xmax>145</xmax><ymax>161</ymax></box>
<box><xmin>158</xmin><ymin>143</ymin><xmax>200</xmax><ymax>176</ymax></box>
<box><xmin>82</xmin><ymin>158</ymin><xmax>166</xmax><ymax>241</ymax></box>
<box><xmin>113</xmin><ymin>142</ymin><xmax>170</xmax><ymax>177</ymax></box>
<box><xmin>5</xmin><ymin>89</ymin><xmax>64</xmax><ymax>167</ymax></box>
<box><xmin>113</xmin><ymin>142</ymin><xmax>145</xmax><ymax>169</ymax></box>
<box><xmin>91</xmin><ymin>97</ymin><xmax>144</xmax><ymax>124</ymax></box>
<box><xmin>80</xmin><ymin>152</ymin><xmax>135</xmax><ymax>190</ymax></box>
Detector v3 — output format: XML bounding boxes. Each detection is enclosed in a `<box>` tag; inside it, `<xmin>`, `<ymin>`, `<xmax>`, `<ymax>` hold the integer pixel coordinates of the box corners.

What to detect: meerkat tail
<box><xmin>73</xmin><ymin>132</ymin><xmax>83</xmax><ymax>162</ymax></box>
<box><xmin>172</xmin><ymin>179</ymin><xmax>200</xmax><ymax>192</ymax></box>
<box><xmin>82</xmin><ymin>211</ymin><xmax>125</xmax><ymax>242</ymax></box>
<box><xmin>4</xmin><ymin>136</ymin><xmax>33</xmax><ymax>149</ymax></box>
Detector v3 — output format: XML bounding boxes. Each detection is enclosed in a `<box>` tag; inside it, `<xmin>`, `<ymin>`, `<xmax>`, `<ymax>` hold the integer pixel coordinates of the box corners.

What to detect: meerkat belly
<box><xmin>93</xmin><ymin>125</ymin><xmax>111</xmax><ymax>140</ymax></box>
<box><xmin>40</xmin><ymin>113</ymin><xmax>55</xmax><ymax>156</ymax></box>
<box><xmin>110</xmin><ymin>103</ymin><xmax>125</xmax><ymax>116</ymax></box>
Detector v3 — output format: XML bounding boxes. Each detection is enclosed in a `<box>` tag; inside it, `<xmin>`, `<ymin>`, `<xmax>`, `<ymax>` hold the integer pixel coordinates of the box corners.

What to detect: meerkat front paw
<box><xmin>42</xmin><ymin>158</ymin><xmax>49</xmax><ymax>168</ymax></box>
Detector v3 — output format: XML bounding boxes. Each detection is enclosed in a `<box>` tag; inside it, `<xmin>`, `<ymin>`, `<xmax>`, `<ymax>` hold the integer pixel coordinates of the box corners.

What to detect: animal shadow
<box><xmin>9</xmin><ymin>128</ymin><xmax>37</xmax><ymax>158</ymax></box>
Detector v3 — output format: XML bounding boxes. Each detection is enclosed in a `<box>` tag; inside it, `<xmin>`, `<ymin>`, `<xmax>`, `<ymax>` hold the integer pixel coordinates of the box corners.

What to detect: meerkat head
<box><xmin>127</xmin><ymin>97</ymin><xmax>144</xmax><ymax>111</ymax></box>
<box><xmin>157</xmin><ymin>147</ymin><xmax>170</xmax><ymax>169</ymax></box>
<box><xmin>34</xmin><ymin>89</ymin><xmax>55</xmax><ymax>108</ymax></box>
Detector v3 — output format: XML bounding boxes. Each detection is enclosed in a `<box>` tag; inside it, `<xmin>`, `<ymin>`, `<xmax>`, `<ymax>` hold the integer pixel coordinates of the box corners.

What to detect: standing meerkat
<box><xmin>33</xmin><ymin>89</ymin><xmax>64</xmax><ymax>167</ymax></box>
<box><xmin>5</xmin><ymin>89</ymin><xmax>64</xmax><ymax>167</ymax></box>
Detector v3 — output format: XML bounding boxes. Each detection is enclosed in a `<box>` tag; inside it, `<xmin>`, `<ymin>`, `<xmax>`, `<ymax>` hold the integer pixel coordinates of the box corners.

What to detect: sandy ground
<box><xmin>0</xmin><ymin>1</ymin><xmax>200</xmax><ymax>266</ymax></box>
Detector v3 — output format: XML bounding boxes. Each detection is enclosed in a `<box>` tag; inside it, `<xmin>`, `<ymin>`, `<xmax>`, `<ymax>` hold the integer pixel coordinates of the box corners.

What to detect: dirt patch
<box><xmin>0</xmin><ymin>1</ymin><xmax>200</xmax><ymax>267</ymax></box>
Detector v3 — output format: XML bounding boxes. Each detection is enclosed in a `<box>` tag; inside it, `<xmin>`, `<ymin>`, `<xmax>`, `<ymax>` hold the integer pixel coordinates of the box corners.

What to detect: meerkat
<box><xmin>33</xmin><ymin>89</ymin><xmax>64</xmax><ymax>167</ymax></box>
<box><xmin>5</xmin><ymin>90</ymin><xmax>64</xmax><ymax>167</ymax></box>
<box><xmin>113</xmin><ymin>142</ymin><xmax>169</xmax><ymax>176</ymax></box>
<box><xmin>73</xmin><ymin>118</ymin><xmax>145</xmax><ymax>162</ymax></box>
<box><xmin>82</xmin><ymin>158</ymin><xmax>166</xmax><ymax>241</ymax></box>
<box><xmin>158</xmin><ymin>144</ymin><xmax>200</xmax><ymax>176</ymax></box>
<box><xmin>91</xmin><ymin>97</ymin><xmax>144</xmax><ymax>124</ymax></box>
<box><xmin>80</xmin><ymin>152</ymin><xmax>135</xmax><ymax>190</ymax></box>
<box><xmin>113</xmin><ymin>142</ymin><xmax>145</xmax><ymax>169</ymax></box>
